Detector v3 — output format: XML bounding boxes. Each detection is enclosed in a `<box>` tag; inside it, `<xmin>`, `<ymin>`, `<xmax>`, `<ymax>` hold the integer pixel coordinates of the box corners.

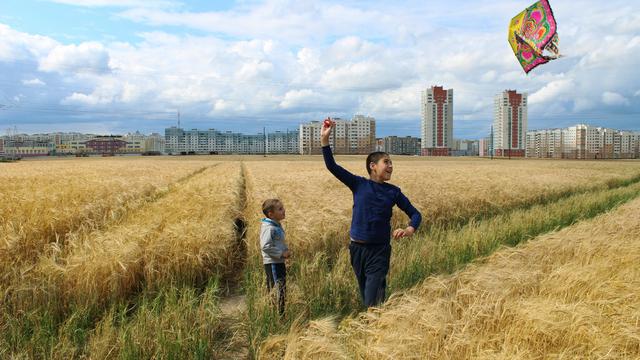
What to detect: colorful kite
<box><xmin>509</xmin><ymin>0</ymin><xmax>560</xmax><ymax>74</ymax></box>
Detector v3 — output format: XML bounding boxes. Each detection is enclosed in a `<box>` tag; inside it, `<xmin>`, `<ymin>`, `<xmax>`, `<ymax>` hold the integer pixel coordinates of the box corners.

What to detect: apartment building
<box><xmin>526</xmin><ymin>124</ymin><xmax>640</xmax><ymax>159</ymax></box>
<box><xmin>494</xmin><ymin>90</ymin><xmax>528</xmax><ymax>157</ymax></box>
<box><xmin>383</xmin><ymin>136</ymin><xmax>421</xmax><ymax>155</ymax></box>
<box><xmin>421</xmin><ymin>86</ymin><xmax>453</xmax><ymax>156</ymax></box>
<box><xmin>299</xmin><ymin>115</ymin><xmax>376</xmax><ymax>155</ymax></box>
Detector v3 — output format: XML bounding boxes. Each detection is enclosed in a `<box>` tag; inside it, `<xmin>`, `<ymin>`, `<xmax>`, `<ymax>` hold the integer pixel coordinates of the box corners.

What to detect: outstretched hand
<box><xmin>320</xmin><ymin>117</ymin><xmax>333</xmax><ymax>146</ymax></box>
<box><xmin>392</xmin><ymin>226</ymin><xmax>415</xmax><ymax>239</ymax></box>
<box><xmin>321</xmin><ymin>118</ymin><xmax>333</xmax><ymax>134</ymax></box>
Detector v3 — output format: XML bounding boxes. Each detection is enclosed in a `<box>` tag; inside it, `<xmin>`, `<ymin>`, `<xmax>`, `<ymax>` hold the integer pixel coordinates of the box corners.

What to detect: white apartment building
<box><xmin>164</xmin><ymin>127</ymin><xmax>298</xmax><ymax>155</ymax></box>
<box><xmin>527</xmin><ymin>124</ymin><xmax>640</xmax><ymax>159</ymax></box>
<box><xmin>526</xmin><ymin>128</ymin><xmax>563</xmax><ymax>158</ymax></box>
<box><xmin>421</xmin><ymin>86</ymin><xmax>453</xmax><ymax>156</ymax></box>
<box><xmin>267</xmin><ymin>130</ymin><xmax>299</xmax><ymax>154</ymax></box>
<box><xmin>620</xmin><ymin>131</ymin><xmax>640</xmax><ymax>158</ymax></box>
<box><xmin>299</xmin><ymin>115</ymin><xmax>376</xmax><ymax>155</ymax></box>
<box><xmin>493</xmin><ymin>90</ymin><xmax>528</xmax><ymax>157</ymax></box>
<box><xmin>144</xmin><ymin>133</ymin><xmax>166</xmax><ymax>153</ymax></box>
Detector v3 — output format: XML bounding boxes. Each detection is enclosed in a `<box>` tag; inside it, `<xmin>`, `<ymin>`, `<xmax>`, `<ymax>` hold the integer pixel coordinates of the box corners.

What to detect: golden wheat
<box><xmin>0</xmin><ymin>158</ymin><xmax>213</xmax><ymax>270</ymax></box>
<box><xmin>16</xmin><ymin>162</ymin><xmax>242</xmax><ymax>310</ymax></box>
<box><xmin>262</xmin><ymin>196</ymin><xmax>640</xmax><ymax>359</ymax></box>
<box><xmin>244</xmin><ymin>157</ymin><xmax>640</xmax><ymax>261</ymax></box>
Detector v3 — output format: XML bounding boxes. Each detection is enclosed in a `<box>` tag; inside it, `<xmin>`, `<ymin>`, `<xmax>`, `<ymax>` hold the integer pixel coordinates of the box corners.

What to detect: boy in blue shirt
<box><xmin>321</xmin><ymin>119</ymin><xmax>421</xmax><ymax>307</ymax></box>
<box><xmin>260</xmin><ymin>198</ymin><xmax>290</xmax><ymax>315</ymax></box>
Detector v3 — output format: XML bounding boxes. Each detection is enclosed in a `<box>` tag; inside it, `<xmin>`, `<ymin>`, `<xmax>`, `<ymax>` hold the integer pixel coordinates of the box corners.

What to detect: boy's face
<box><xmin>269</xmin><ymin>202</ymin><xmax>286</xmax><ymax>222</ymax></box>
<box><xmin>371</xmin><ymin>156</ymin><xmax>393</xmax><ymax>181</ymax></box>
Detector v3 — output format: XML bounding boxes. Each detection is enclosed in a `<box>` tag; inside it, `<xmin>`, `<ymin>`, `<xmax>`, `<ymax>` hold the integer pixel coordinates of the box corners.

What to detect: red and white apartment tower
<box><xmin>494</xmin><ymin>90</ymin><xmax>528</xmax><ymax>157</ymax></box>
<box><xmin>421</xmin><ymin>86</ymin><xmax>453</xmax><ymax>156</ymax></box>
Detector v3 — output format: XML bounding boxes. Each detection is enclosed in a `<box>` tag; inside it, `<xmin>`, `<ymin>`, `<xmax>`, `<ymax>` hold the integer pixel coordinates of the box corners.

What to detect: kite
<box><xmin>508</xmin><ymin>0</ymin><xmax>561</xmax><ymax>74</ymax></box>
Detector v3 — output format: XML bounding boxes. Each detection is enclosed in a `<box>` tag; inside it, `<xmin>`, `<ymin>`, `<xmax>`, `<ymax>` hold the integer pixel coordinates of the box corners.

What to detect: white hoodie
<box><xmin>260</xmin><ymin>218</ymin><xmax>288</xmax><ymax>264</ymax></box>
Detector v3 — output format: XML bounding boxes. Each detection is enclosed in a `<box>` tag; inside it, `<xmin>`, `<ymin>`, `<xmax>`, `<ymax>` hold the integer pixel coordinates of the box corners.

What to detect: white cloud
<box><xmin>22</xmin><ymin>78</ymin><xmax>46</xmax><ymax>86</ymax></box>
<box><xmin>279</xmin><ymin>89</ymin><xmax>314</xmax><ymax>109</ymax></box>
<box><xmin>321</xmin><ymin>61</ymin><xmax>407</xmax><ymax>91</ymax></box>
<box><xmin>62</xmin><ymin>92</ymin><xmax>108</xmax><ymax>105</ymax></box>
<box><xmin>0</xmin><ymin>23</ymin><xmax>57</xmax><ymax>61</ymax></box>
<box><xmin>359</xmin><ymin>85</ymin><xmax>421</xmax><ymax>119</ymax></box>
<box><xmin>2</xmin><ymin>0</ymin><xmax>640</xmax><ymax>136</ymax></box>
<box><xmin>236</xmin><ymin>60</ymin><xmax>274</xmax><ymax>81</ymax></box>
<box><xmin>39</xmin><ymin>42</ymin><xmax>111</xmax><ymax>74</ymax></box>
<box><xmin>529</xmin><ymin>79</ymin><xmax>575</xmax><ymax>105</ymax></box>
<box><xmin>602</xmin><ymin>91</ymin><xmax>630</xmax><ymax>106</ymax></box>
<box><xmin>480</xmin><ymin>70</ymin><xmax>497</xmax><ymax>83</ymax></box>
<box><xmin>210</xmin><ymin>99</ymin><xmax>246</xmax><ymax>114</ymax></box>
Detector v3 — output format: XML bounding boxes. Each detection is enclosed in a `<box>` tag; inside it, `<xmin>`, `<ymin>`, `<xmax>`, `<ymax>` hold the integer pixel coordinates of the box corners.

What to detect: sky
<box><xmin>0</xmin><ymin>0</ymin><xmax>639</xmax><ymax>139</ymax></box>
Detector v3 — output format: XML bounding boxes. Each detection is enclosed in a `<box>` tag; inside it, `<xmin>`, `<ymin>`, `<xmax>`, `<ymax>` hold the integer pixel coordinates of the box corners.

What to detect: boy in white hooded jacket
<box><xmin>260</xmin><ymin>198</ymin><xmax>290</xmax><ymax>315</ymax></box>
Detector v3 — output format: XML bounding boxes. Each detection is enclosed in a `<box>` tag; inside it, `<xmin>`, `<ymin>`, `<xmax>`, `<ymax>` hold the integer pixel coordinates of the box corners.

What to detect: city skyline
<box><xmin>0</xmin><ymin>1</ymin><xmax>639</xmax><ymax>138</ymax></box>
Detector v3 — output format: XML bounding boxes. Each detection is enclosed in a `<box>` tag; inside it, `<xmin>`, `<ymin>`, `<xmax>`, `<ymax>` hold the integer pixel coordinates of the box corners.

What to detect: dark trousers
<box><xmin>264</xmin><ymin>263</ymin><xmax>286</xmax><ymax>315</ymax></box>
<box><xmin>349</xmin><ymin>242</ymin><xmax>391</xmax><ymax>307</ymax></box>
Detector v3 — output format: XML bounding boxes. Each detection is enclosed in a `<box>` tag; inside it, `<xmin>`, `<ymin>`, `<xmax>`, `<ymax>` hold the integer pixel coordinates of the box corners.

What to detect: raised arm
<box><xmin>321</xmin><ymin>118</ymin><xmax>359</xmax><ymax>190</ymax></box>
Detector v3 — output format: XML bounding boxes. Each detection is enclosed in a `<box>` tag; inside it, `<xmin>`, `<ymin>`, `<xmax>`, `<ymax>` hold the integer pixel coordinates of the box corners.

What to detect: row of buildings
<box><xmin>525</xmin><ymin>125</ymin><xmax>640</xmax><ymax>159</ymax></box>
<box><xmin>2</xmin><ymin>86</ymin><xmax>637</xmax><ymax>159</ymax></box>
<box><xmin>0</xmin><ymin>132</ymin><xmax>165</xmax><ymax>157</ymax></box>
<box><xmin>164</xmin><ymin>127</ymin><xmax>299</xmax><ymax>155</ymax></box>
<box><xmin>163</xmin><ymin>115</ymin><xmax>376</xmax><ymax>155</ymax></box>
<box><xmin>374</xmin><ymin>136</ymin><xmax>479</xmax><ymax>156</ymax></box>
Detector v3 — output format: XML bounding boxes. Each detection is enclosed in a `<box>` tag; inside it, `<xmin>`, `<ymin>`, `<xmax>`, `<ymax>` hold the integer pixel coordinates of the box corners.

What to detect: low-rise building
<box><xmin>144</xmin><ymin>133</ymin><xmax>166</xmax><ymax>154</ymax></box>
<box><xmin>383</xmin><ymin>136</ymin><xmax>421</xmax><ymax>155</ymax></box>
<box><xmin>2</xmin><ymin>138</ymin><xmax>55</xmax><ymax>157</ymax></box>
<box><xmin>452</xmin><ymin>139</ymin><xmax>480</xmax><ymax>156</ymax></box>
<box><xmin>85</xmin><ymin>136</ymin><xmax>128</xmax><ymax>154</ymax></box>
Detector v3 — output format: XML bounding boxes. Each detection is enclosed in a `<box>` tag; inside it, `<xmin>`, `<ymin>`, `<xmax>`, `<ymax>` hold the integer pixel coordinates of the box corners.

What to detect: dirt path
<box><xmin>216</xmin><ymin>163</ymin><xmax>251</xmax><ymax>359</ymax></box>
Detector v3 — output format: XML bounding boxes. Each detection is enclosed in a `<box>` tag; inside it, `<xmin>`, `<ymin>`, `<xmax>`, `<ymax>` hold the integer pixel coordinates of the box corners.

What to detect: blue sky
<box><xmin>0</xmin><ymin>0</ymin><xmax>639</xmax><ymax>138</ymax></box>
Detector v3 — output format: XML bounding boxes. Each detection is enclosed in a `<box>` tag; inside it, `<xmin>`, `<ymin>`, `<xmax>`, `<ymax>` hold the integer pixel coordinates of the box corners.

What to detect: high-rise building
<box><xmin>493</xmin><ymin>90</ymin><xmax>527</xmax><ymax>157</ymax></box>
<box><xmin>421</xmin><ymin>86</ymin><xmax>453</xmax><ymax>156</ymax></box>
<box><xmin>299</xmin><ymin>115</ymin><xmax>376</xmax><ymax>155</ymax></box>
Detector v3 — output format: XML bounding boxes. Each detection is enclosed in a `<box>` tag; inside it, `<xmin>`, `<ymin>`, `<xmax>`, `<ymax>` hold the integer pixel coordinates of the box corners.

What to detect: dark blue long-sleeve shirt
<box><xmin>323</xmin><ymin>145</ymin><xmax>422</xmax><ymax>244</ymax></box>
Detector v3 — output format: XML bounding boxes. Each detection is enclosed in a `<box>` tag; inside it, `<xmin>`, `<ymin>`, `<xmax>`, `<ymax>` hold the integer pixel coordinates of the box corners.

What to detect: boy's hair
<box><xmin>262</xmin><ymin>198</ymin><xmax>282</xmax><ymax>217</ymax></box>
<box><xmin>366</xmin><ymin>151</ymin><xmax>390</xmax><ymax>174</ymax></box>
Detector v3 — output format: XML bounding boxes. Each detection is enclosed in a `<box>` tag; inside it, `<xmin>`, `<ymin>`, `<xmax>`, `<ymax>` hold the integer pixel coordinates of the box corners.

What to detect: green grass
<box><xmin>0</xmin><ymin>278</ymin><xmax>233</xmax><ymax>359</ymax></box>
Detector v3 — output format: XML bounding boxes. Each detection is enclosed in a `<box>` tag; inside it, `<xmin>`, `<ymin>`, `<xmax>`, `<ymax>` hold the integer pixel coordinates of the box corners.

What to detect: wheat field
<box><xmin>259</xmin><ymin>195</ymin><xmax>640</xmax><ymax>359</ymax></box>
<box><xmin>1</xmin><ymin>155</ymin><xmax>639</xmax><ymax>358</ymax></box>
